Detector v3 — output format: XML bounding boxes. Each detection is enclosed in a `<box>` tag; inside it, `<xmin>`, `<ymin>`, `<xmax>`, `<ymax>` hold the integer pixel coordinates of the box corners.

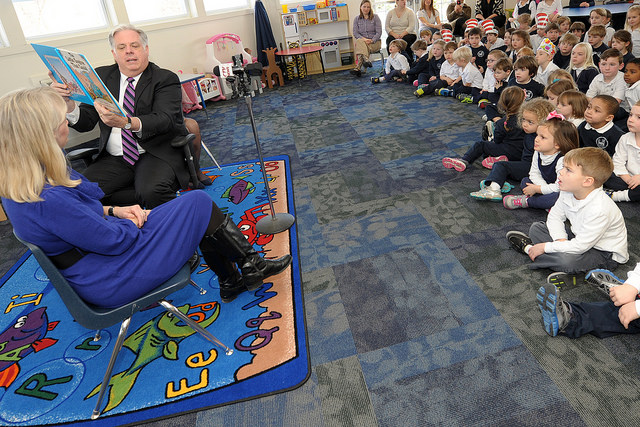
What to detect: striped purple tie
<box><xmin>121</xmin><ymin>77</ymin><xmax>139</xmax><ymax>165</ymax></box>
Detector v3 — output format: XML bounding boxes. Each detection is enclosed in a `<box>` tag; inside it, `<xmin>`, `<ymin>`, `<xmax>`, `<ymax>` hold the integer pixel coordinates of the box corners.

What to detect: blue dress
<box><xmin>3</xmin><ymin>171</ymin><xmax>212</xmax><ymax>308</ymax></box>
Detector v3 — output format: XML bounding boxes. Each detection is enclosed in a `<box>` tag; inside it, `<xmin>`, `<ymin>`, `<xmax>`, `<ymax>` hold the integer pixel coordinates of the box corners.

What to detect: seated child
<box><xmin>507</xmin><ymin>147</ymin><xmax>628</xmax><ymax>276</ymax></box>
<box><xmin>570</xmin><ymin>42</ymin><xmax>599</xmax><ymax>93</ymax></box>
<box><xmin>468</xmin><ymin>27</ymin><xmax>490</xmax><ymax>73</ymax></box>
<box><xmin>530</xmin><ymin>15</ymin><xmax>548</xmax><ymax>51</ymax></box>
<box><xmin>502</xmin><ymin>115</ymin><xmax>579</xmax><ymax>210</ymax></box>
<box><xmin>516</xmin><ymin>47</ymin><xmax>535</xmax><ymax>59</ymax></box>
<box><xmin>570</xmin><ymin>21</ymin><xmax>585</xmax><ymax>43</ymax></box>
<box><xmin>589</xmin><ymin>7</ymin><xmax>615</xmax><ymax>46</ymax></box>
<box><xmin>553</xmin><ymin>33</ymin><xmax>578</xmax><ymax>70</ymax></box>
<box><xmin>605</xmin><ymin>101</ymin><xmax>640</xmax><ymax>202</ymax></box>
<box><xmin>415</xmin><ymin>39</ymin><xmax>445</xmax><ymax>89</ymax></box>
<box><xmin>545</xmin><ymin>79</ymin><xmax>576</xmax><ymax>106</ymax></box>
<box><xmin>451</xmin><ymin>46</ymin><xmax>484</xmax><ymax>103</ymax></box>
<box><xmin>470</xmin><ymin>98</ymin><xmax>555</xmax><ymax>201</ymax></box>
<box><xmin>579</xmin><ymin>95</ymin><xmax>625</xmax><ymax>157</ymax></box>
<box><xmin>485</xmin><ymin>28</ymin><xmax>505</xmax><ymax>52</ymax></box>
<box><xmin>587</xmin><ymin>25</ymin><xmax>608</xmax><ymax>66</ymax></box>
<box><xmin>418</xmin><ymin>41</ymin><xmax>460</xmax><ymax>97</ymax></box>
<box><xmin>404</xmin><ymin>39</ymin><xmax>430</xmax><ymax>84</ymax></box>
<box><xmin>545</xmin><ymin>23</ymin><xmax>561</xmax><ymax>46</ymax></box>
<box><xmin>510</xmin><ymin>55</ymin><xmax>545</xmax><ymax>101</ymax></box>
<box><xmin>612</xmin><ymin>30</ymin><xmax>635</xmax><ymax>69</ymax></box>
<box><xmin>483</xmin><ymin>57</ymin><xmax>513</xmax><ymax>121</ymax></box>
<box><xmin>537</xmin><ymin>263</ymin><xmax>640</xmax><ymax>338</ymax></box>
<box><xmin>504</xmin><ymin>28</ymin><xmax>515</xmax><ymax>59</ymax></box>
<box><xmin>535</xmin><ymin>38</ymin><xmax>560</xmax><ymax>87</ymax></box>
<box><xmin>510</xmin><ymin>30</ymin><xmax>533</xmax><ymax>62</ymax></box>
<box><xmin>627</xmin><ymin>5</ymin><xmax>640</xmax><ymax>58</ymax></box>
<box><xmin>557</xmin><ymin>89</ymin><xmax>588</xmax><ymax>128</ymax></box>
<box><xmin>556</xmin><ymin>16</ymin><xmax>570</xmax><ymax>36</ymax></box>
<box><xmin>478</xmin><ymin>50</ymin><xmax>507</xmax><ymax>108</ymax></box>
<box><xmin>442</xmin><ymin>86</ymin><xmax>526</xmax><ymax>171</ymax></box>
<box><xmin>625</xmin><ymin>59</ymin><xmax>640</xmax><ymax>117</ymax></box>
<box><xmin>516</xmin><ymin>14</ymin><xmax>532</xmax><ymax>33</ymax></box>
<box><xmin>587</xmin><ymin>49</ymin><xmax>629</xmax><ymax>126</ymax></box>
<box><xmin>547</xmin><ymin>69</ymin><xmax>575</xmax><ymax>86</ymax></box>
<box><xmin>371</xmin><ymin>39</ymin><xmax>409</xmax><ymax>83</ymax></box>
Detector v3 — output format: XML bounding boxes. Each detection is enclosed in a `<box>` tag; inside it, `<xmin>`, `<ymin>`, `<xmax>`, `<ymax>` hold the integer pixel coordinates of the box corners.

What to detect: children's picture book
<box><xmin>31</xmin><ymin>43</ymin><xmax>125</xmax><ymax>116</ymax></box>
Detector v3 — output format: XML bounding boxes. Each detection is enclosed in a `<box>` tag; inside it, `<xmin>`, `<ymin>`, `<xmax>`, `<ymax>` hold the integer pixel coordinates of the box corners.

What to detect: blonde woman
<box><xmin>0</xmin><ymin>87</ymin><xmax>291</xmax><ymax>307</ymax></box>
<box><xmin>351</xmin><ymin>0</ymin><xmax>382</xmax><ymax>76</ymax></box>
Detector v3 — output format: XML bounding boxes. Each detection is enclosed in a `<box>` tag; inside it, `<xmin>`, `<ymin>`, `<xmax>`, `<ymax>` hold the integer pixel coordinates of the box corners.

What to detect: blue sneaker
<box><xmin>585</xmin><ymin>269</ymin><xmax>624</xmax><ymax>297</ymax></box>
<box><xmin>480</xmin><ymin>180</ymin><xmax>514</xmax><ymax>194</ymax></box>
<box><xmin>438</xmin><ymin>88</ymin><xmax>453</xmax><ymax>97</ymax></box>
<box><xmin>536</xmin><ymin>284</ymin><xmax>571</xmax><ymax>337</ymax></box>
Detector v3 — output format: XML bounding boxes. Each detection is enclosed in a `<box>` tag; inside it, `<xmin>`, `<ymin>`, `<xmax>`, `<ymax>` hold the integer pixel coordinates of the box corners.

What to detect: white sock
<box><xmin>379</xmin><ymin>77</ymin><xmax>385</xmax><ymax>82</ymax></box>
<box><xmin>612</xmin><ymin>190</ymin><xmax>630</xmax><ymax>202</ymax></box>
<box><xmin>524</xmin><ymin>245</ymin><xmax>532</xmax><ymax>254</ymax></box>
<box><xmin>489</xmin><ymin>182</ymin><xmax>501</xmax><ymax>191</ymax></box>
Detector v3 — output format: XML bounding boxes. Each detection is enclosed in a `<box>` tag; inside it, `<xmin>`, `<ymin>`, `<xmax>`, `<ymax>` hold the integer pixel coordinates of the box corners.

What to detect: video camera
<box><xmin>213</xmin><ymin>54</ymin><xmax>263</xmax><ymax>98</ymax></box>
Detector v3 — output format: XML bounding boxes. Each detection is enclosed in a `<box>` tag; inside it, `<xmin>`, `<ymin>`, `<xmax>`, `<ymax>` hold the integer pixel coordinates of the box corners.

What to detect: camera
<box><xmin>456</xmin><ymin>0</ymin><xmax>461</xmax><ymax>5</ymax></box>
<box><xmin>213</xmin><ymin>54</ymin><xmax>263</xmax><ymax>98</ymax></box>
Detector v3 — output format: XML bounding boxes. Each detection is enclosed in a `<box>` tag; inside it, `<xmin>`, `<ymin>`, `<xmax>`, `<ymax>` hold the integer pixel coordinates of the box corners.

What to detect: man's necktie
<box><xmin>121</xmin><ymin>77</ymin><xmax>139</xmax><ymax>165</ymax></box>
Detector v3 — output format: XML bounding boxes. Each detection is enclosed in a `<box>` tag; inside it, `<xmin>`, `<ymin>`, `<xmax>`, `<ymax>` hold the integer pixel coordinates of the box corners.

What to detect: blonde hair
<box><xmin>452</xmin><ymin>46</ymin><xmax>472</xmax><ymax>62</ymax></box>
<box><xmin>0</xmin><ymin>87</ymin><xmax>80</xmax><ymax>202</ymax></box>
<box><xmin>571</xmin><ymin>42</ymin><xmax>596</xmax><ymax>70</ymax></box>
<box><xmin>428</xmin><ymin>40</ymin><xmax>445</xmax><ymax>60</ymax></box>
<box><xmin>520</xmin><ymin>98</ymin><xmax>555</xmax><ymax>125</ymax></box>
<box><xmin>563</xmin><ymin>147</ymin><xmax>613</xmax><ymax>188</ymax></box>
<box><xmin>626</xmin><ymin>5</ymin><xmax>640</xmax><ymax>31</ymax></box>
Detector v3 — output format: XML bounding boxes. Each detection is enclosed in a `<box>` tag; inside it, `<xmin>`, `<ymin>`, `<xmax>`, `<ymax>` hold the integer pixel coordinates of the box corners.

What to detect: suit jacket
<box><xmin>71</xmin><ymin>62</ymin><xmax>189</xmax><ymax>188</ymax></box>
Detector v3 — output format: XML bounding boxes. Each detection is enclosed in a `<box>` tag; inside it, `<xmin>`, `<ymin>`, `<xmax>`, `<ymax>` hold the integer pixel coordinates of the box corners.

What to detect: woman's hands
<box><xmin>105</xmin><ymin>205</ymin><xmax>150</xmax><ymax>228</ymax></box>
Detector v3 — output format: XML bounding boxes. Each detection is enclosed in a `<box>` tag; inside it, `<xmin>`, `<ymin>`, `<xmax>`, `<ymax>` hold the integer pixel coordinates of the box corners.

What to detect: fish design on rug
<box><xmin>0</xmin><ymin>307</ymin><xmax>58</xmax><ymax>388</ymax></box>
<box><xmin>222</xmin><ymin>179</ymin><xmax>255</xmax><ymax>204</ymax></box>
<box><xmin>85</xmin><ymin>302</ymin><xmax>220</xmax><ymax>413</ymax></box>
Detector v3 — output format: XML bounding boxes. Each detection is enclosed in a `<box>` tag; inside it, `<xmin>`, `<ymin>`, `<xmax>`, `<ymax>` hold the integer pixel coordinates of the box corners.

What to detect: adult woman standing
<box><xmin>417</xmin><ymin>0</ymin><xmax>442</xmax><ymax>35</ymax></box>
<box><xmin>475</xmin><ymin>0</ymin><xmax>506</xmax><ymax>30</ymax></box>
<box><xmin>0</xmin><ymin>87</ymin><xmax>291</xmax><ymax>307</ymax></box>
<box><xmin>385</xmin><ymin>0</ymin><xmax>417</xmax><ymax>57</ymax></box>
<box><xmin>352</xmin><ymin>0</ymin><xmax>382</xmax><ymax>77</ymax></box>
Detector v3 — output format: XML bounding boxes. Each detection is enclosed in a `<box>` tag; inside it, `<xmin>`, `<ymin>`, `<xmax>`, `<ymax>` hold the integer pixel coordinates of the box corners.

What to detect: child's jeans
<box><xmin>562</xmin><ymin>301</ymin><xmax>640</xmax><ymax>339</ymax></box>
<box><xmin>527</xmin><ymin>221</ymin><xmax>619</xmax><ymax>273</ymax></box>
<box><xmin>520</xmin><ymin>178</ymin><xmax>560</xmax><ymax>210</ymax></box>
<box><xmin>605</xmin><ymin>174</ymin><xmax>640</xmax><ymax>201</ymax></box>
<box><xmin>384</xmin><ymin>69</ymin><xmax>404</xmax><ymax>82</ymax></box>
<box><xmin>452</xmin><ymin>82</ymin><xmax>481</xmax><ymax>102</ymax></box>
<box><xmin>418</xmin><ymin>78</ymin><xmax>448</xmax><ymax>95</ymax></box>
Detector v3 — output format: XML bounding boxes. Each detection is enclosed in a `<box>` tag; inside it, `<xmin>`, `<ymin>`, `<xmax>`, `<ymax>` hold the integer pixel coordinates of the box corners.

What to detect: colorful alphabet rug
<box><xmin>0</xmin><ymin>155</ymin><xmax>309</xmax><ymax>426</ymax></box>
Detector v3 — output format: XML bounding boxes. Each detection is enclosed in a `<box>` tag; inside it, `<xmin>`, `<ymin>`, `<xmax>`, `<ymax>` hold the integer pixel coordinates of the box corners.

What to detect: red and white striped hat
<box><xmin>465</xmin><ymin>19</ymin><xmax>478</xmax><ymax>30</ymax></box>
<box><xmin>441</xmin><ymin>28</ymin><xmax>453</xmax><ymax>43</ymax></box>
<box><xmin>536</xmin><ymin>13</ymin><xmax>548</xmax><ymax>27</ymax></box>
<box><xmin>481</xmin><ymin>19</ymin><xmax>494</xmax><ymax>33</ymax></box>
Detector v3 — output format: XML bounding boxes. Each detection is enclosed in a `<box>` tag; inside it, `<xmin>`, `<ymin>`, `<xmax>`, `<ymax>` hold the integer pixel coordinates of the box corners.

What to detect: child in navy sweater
<box><xmin>404</xmin><ymin>39</ymin><xmax>430</xmax><ymax>84</ymax></box>
<box><xmin>442</xmin><ymin>87</ymin><xmax>526</xmax><ymax>171</ymax></box>
<box><xmin>413</xmin><ymin>40</ymin><xmax>446</xmax><ymax>95</ymax></box>
<box><xmin>578</xmin><ymin>95</ymin><xmax>625</xmax><ymax>158</ymax></box>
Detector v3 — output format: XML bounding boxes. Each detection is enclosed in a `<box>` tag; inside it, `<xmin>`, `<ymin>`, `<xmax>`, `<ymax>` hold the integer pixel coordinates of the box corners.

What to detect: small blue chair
<box><xmin>14</xmin><ymin>232</ymin><xmax>233</xmax><ymax>420</ymax></box>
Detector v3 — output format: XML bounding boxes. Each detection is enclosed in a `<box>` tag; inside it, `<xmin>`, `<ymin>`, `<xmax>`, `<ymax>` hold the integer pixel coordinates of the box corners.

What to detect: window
<box><xmin>0</xmin><ymin>21</ymin><xmax>8</xmax><ymax>48</ymax></box>
<box><xmin>203</xmin><ymin>0</ymin><xmax>252</xmax><ymax>14</ymax></box>
<box><xmin>11</xmin><ymin>0</ymin><xmax>109</xmax><ymax>40</ymax></box>
<box><xmin>123</xmin><ymin>0</ymin><xmax>189</xmax><ymax>24</ymax></box>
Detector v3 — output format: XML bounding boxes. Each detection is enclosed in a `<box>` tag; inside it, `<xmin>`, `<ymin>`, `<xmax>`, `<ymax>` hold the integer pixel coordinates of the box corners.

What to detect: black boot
<box><xmin>199</xmin><ymin>240</ymin><xmax>245</xmax><ymax>303</ymax></box>
<box><xmin>210</xmin><ymin>215</ymin><xmax>292</xmax><ymax>289</ymax></box>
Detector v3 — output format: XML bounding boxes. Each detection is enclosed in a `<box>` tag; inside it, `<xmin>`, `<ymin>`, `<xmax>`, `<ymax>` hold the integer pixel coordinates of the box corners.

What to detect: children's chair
<box><xmin>262</xmin><ymin>47</ymin><xmax>284</xmax><ymax>88</ymax></box>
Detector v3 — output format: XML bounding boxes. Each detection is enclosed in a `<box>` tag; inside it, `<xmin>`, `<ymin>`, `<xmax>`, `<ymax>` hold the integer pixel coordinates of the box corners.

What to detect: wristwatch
<box><xmin>124</xmin><ymin>116</ymin><xmax>132</xmax><ymax>130</ymax></box>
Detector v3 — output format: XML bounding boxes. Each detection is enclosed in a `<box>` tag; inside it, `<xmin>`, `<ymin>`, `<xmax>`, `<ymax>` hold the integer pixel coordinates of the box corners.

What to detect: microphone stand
<box><xmin>241</xmin><ymin>76</ymin><xmax>295</xmax><ymax>235</ymax></box>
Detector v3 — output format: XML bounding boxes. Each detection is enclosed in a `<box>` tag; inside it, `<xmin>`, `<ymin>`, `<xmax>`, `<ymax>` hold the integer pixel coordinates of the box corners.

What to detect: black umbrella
<box><xmin>254</xmin><ymin>0</ymin><xmax>277</xmax><ymax>66</ymax></box>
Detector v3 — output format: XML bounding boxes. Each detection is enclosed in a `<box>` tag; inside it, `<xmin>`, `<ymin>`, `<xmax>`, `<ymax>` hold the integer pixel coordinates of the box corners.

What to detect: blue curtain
<box><xmin>254</xmin><ymin>0</ymin><xmax>277</xmax><ymax>66</ymax></box>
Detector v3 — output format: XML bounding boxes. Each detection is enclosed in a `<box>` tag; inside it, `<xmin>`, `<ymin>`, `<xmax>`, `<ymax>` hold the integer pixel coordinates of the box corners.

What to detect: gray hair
<box><xmin>108</xmin><ymin>24</ymin><xmax>148</xmax><ymax>49</ymax></box>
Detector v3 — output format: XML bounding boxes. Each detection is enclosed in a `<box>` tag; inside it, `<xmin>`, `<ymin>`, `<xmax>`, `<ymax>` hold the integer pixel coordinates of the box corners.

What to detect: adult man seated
<box><xmin>447</xmin><ymin>0</ymin><xmax>472</xmax><ymax>37</ymax></box>
<box><xmin>52</xmin><ymin>24</ymin><xmax>188</xmax><ymax>208</ymax></box>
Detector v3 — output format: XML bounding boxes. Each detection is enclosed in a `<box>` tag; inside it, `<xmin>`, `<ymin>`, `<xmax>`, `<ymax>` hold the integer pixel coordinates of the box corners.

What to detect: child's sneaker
<box><xmin>481</xmin><ymin>114</ymin><xmax>488</xmax><ymax>121</ymax></box>
<box><xmin>480</xmin><ymin>180</ymin><xmax>515</xmax><ymax>193</ymax></box>
<box><xmin>481</xmin><ymin>155</ymin><xmax>508</xmax><ymax>169</ymax></box>
<box><xmin>371</xmin><ymin>77</ymin><xmax>380</xmax><ymax>84</ymax></box>
<box><xmin>585</xmin><ymin>269</ymin><xmax>624</xmax><ymax>297</ymax></box>
<box><xmin>456</xmin><ymin>93</ymin><xmax>473</xmax><ymax>103</ymax></box>
<box><xmin>414</xmin><ymin>87</ymin><xmax>425</xmax><ymax>97</ymax></box>
<box><xmin>481</xmin><ymin>120</ymin><xmax>495</xmax><ymax>141</ymax></box>
<box><xmin>546</xmin><ymin>272</ymin><xmax>585</xmax><ymax>289</ymax></box>
<box><xmin>503</xmin><ymin>195</ymin><xmax>528</xmax><ymax>209</ymax></box>
<box><xmin>478</xmin><ymin>99</ymin><xmax>490</xmax><ymax>109</ymax></box>
<box><xmin>438</xmin><ymin>88</ymin><xmax>453</xmax><ymax>97</ymax></box>
<box><xmin>506</xmin><ymin>230</ymin><xmax>532</xmax><ymax>254</ymax></box>
<box><xmin>469</xmin><ymin>186</ymin><xmax>502</xmax><ymax>201</ymax></box>
<box><xmin>442</xmin><ymin>157</ymin><xmax>468</xmax><ymax>171</ymax></box>
<box><xmin>536</xmin><ymin>284</ymin><xmax>571</xmax><ymax>337</ymax></box>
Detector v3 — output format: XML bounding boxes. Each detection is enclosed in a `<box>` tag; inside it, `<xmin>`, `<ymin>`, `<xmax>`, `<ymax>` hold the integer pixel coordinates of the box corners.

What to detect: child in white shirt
<box><xmin>534</xmin><ymin>38</ymin><xmax>560</xmax><ymax>87</ymax></box>
<box><xmin>451</xmin><ymin>46</ymin><xmax>483</xmax><ymax>103</ymax></box>
<box><xmin>605</xmin><ymin>102</ymin><xmax>640</xmax><ymax>202</ymax></box>
<box><xmin>371</xmin><ymin>39</ymin><xmax>410</xmax><ymax>83</ymax></box>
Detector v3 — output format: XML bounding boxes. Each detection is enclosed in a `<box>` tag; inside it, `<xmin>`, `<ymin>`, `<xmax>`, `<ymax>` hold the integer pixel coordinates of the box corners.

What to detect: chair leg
<box><xmin>91</xmin><ymin>317</ymin><xmax>131</xmax><ymax>420</ymax></box>
<box><xmin>200</xmin><ymin>140</ymin><xmax>222</xmax><ymax>170</ymax></box>
<box><xmin>158</xmin><ymin>300</ymin><xmax>233</xmax><ymax>355</ymax></box>
<box><xmin>189</xmin><ymin>279</ymin><xmax>207</xmax><ymax>295</ymax></box>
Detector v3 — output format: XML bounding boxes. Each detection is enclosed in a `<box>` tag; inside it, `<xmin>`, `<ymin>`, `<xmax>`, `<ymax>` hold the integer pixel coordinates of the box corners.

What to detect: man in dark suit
<box><xmin>53</xmin><ymin>24</ymin><xmax>188</xmax><ymax>208</ymax></box>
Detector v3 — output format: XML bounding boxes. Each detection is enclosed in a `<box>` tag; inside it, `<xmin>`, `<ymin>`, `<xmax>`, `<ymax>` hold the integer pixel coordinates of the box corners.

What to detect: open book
<box><xmin>31</xmin><ymin>43</ymin><xmax>125</xmax><ymax>116</ymax></box>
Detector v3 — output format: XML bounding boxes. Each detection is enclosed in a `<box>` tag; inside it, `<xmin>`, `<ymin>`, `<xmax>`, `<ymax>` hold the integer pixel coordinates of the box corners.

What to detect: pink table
<box><xmin>276</xmin><ymin>45</ymin><xmax>325</xmax><ymax>80</ymax></box>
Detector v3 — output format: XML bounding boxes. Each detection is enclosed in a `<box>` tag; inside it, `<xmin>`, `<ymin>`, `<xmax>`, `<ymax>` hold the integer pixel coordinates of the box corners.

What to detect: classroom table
<box><xmin>275</xmin><ymin>45</ymin><xmax>325</xmax><ymax>81</ymax></box>
<box><xmin>563</xmin><ymin>3</ymin><xmax>631</xmax><ymax>29</ymax></box>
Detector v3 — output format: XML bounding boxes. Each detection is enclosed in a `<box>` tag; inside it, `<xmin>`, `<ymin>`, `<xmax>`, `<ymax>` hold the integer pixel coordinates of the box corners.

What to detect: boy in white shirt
<box><xmin>587</xmin><ymin>49</ymin><xmax>629</xmax><ymax>125</ymax></box>
<box><xmin>507</xmin><ymin>147</ymin><xmax>628</xmax><ymax>281</ymax></box>
<box><xmin>534</xmin><ymin>38</ymin><xmax>560</xmax><ymax>87</ymax></box>
<box><xmin>605</xmin><ymin>101</ymin><xmax>640</xmax><ymax>202</ymax></box>
<box><xmin>451</xmin><ymin>46</ymin><xmax>483</xmax><ymax>104</ymax></box>
<box><xmin>371</xmin><ymin>39</ymin><xmax>410</xmax><ymax>84</ymax></box>
<box><xmin>433</xmin><ymin>41</ymin><xmax>463</xmax><ymax>97</ymax></box>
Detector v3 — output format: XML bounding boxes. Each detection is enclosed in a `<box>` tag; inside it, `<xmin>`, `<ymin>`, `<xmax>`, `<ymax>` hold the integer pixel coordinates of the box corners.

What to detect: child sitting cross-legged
<box><xmin>442</xmin><ymin>86</ymin><xmax>526</xmax><ymax>171</ymax></box>
<box><xmin>502</xmin><ymin>114</ymin><xmax>579</xmax><ymax>210</ymax></box>
<box><xmin>507</xmin><ymin>147</ymin><xmax>629</xmax><ymax>284</ymax></box>
<box><xmin>604</xmin><ymin>101</ymin><xmax>640</xmax><ymax>203</ymax></box>
<box><xmin>403</xmin><ymin>39</ymin><xmax>430</xmax><ymax>84</ymax></box>
<box><xmin>414</xmin><ymin>40</ymin><xmax>447</xmax><ymax>97</ymax></box>
<box><xmin>371</xmin><ymin>39</ymin><xmax>409</xmax><ymax>83</ymax></box>
<box><xmin>578</xmin><ymin>94</ymin><xmax>625</xmax><ymax>158</ymax></box>
<box><xmin>451</xmin><ymin>46</ymin><xmax>484</xmax><ymax>104</ymax></box>
<box><xmin>477</xmin><ymin>50</ymin><xmax>508</xmax><ymax>109</ymax></box>
<box><xmin>470</xmin><ymin>98</ymin><xmax>555</xmax><ymax>202</ymax></box>
<box><xmin>510</xmin><ymin>55</ymin><xmax>545</xmax><ymax>101</ymax></box>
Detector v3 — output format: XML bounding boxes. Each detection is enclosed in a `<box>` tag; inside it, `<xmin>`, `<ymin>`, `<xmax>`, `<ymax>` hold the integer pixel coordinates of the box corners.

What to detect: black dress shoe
<box><xmin>363</xmin><ymin>60</ymin><xmax>373</xmax><ymax>68</ymax></box>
